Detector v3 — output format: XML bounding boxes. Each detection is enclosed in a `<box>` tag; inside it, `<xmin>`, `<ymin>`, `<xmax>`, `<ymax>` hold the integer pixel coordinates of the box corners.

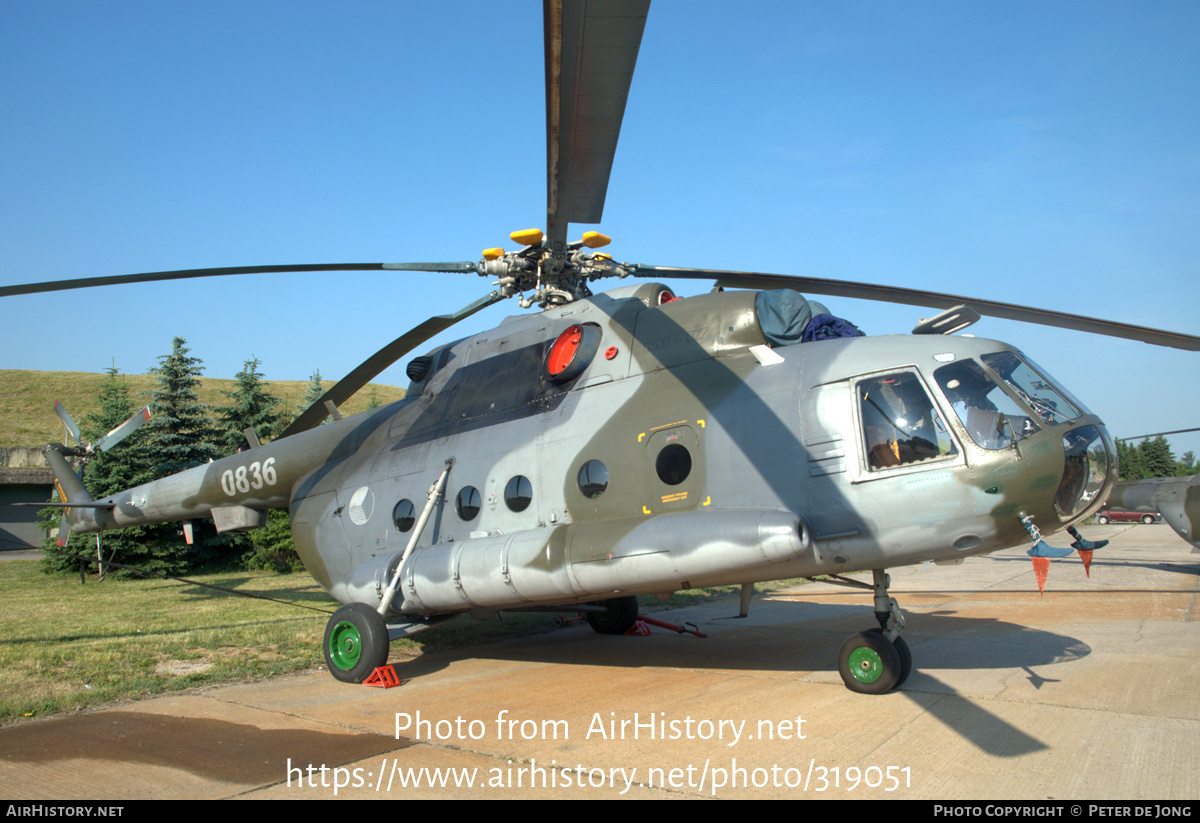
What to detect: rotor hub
<box><xmin>478</xmin><ymin>230</ymin><xmax>630</xmax><ymax>309</ymax></box>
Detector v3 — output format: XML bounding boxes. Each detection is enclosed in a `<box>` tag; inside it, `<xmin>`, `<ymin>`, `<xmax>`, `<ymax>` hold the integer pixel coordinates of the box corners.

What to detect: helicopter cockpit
<box><xmin>833</xmin><ymin>337</ymin><xmax>1114</xmax><ymax>532</ymax></box>
<box><xmin>932</xmin><ymin>357</ymin><xmax>1040</xmax><ymax>450</ymax></box>
<box><xmin>931</xmin><ymin>350</ymin><xmax>1089</xmax><ymax>451</ymax></box>
<box><xmin>925</xmin><ymin>347</ymin><xmax>1113</xmax><ymax>522</ymax></box>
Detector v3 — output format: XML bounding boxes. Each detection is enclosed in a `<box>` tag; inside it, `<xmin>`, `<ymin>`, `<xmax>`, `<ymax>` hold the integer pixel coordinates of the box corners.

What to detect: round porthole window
<box><xmin>392</xmin><ymin>499</ymin><xmax>415</xmax><ymax>532</ymax></box>
<box><xmin>655</xmin><ymin>444</ymin><xmax>692</xmax><ymax>486</ymax></box>
<box><xmin>577</xmin><ymin>460</ymin><xmax>609</xmax><ymax>499</ymax></box>
<box><xmin>456</xmin><ymin>486</ymin><xmax>481</xmax><ymax>520</ymax></box>
<box><xmin>504</xmin><ymin>475</ymin><xmax>533</xmax><ymax>512</ymax></box>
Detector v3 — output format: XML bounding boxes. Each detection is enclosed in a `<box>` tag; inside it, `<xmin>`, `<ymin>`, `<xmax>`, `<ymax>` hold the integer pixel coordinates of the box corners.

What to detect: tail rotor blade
<box><xmin>96</xmin><ymin>405</ymin><xmax>153</xmax><ymax>452</ymax></box>
<box><xmin>53</xmin><ymin>401</ymin><xmax>82</xmax><ymax>446</ymax></box>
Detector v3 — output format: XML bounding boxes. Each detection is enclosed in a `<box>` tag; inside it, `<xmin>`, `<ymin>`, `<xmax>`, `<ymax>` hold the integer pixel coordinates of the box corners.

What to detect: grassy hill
<box><xmin>0</xmin><ymin>369</ymin><xmax>405</xmax><ymax>448</ymax></box>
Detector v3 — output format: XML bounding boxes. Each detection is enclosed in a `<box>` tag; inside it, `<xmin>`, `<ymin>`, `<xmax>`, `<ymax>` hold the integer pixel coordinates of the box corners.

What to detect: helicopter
<box><xmin>1099</xmin><ymin>429</ymin><xmax>1200</xmax><ymax>551</ymax></box>
<box><xmin>4</xmin><ymin>1</ymin><xmax>1200</xmax><ymax>695</ymax></box>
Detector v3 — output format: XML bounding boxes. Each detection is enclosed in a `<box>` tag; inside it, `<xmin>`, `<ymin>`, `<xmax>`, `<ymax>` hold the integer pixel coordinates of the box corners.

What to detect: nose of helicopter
<box><xmin>1053</xmin><ymin>422</ymin><xmax>1117</xmax><ymax>522</ymax></box>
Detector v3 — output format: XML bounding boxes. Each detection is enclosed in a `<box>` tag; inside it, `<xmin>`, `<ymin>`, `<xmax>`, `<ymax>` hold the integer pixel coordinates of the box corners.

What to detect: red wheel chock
<box><xmin>364</xmin><ymin>665</ymin><xmax>402</xmax><ymax>688</ymax></box>
<box><xmin>626</xmin><ymin>615</ymin><xmax>707</xmax><ymax>638</ymax></box>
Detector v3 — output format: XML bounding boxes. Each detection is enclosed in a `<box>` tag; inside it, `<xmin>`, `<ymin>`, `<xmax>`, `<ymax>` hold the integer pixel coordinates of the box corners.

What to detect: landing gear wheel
<box><xmin>892</xmin><ymin>635</ymin><xmax>912</xmax><ymax>688</ymax></box>
<box><xmin>838</xmin><ymin>630</ymin><xmax>902</xmax><ymax>695</ymax></box>
<box><xmin>585</xmin><ymin>595</ymin><xmax>639</xmax><ymax>635</ymax></box>
<box><xmin>862</xmin><ymin>628</ymin><xmax>912</xmax><ymax>689</ymax></box>
<box><xmin>324</xmin><ymin>603</ymin><xmax>390</xmax><ymax>683</ymax></box>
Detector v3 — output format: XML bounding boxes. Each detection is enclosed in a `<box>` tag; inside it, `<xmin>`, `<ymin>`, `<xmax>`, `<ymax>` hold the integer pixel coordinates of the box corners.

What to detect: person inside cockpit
<box><xmin>859</xmin><ymin>373</ymin><xmax>953</xmax><ymax>470</ymax></box>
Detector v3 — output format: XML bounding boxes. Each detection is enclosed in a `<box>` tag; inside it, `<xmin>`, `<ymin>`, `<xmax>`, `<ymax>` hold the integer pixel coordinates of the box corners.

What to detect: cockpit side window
<box><xmin>858</xmin><ymin>372</ymin><xmax>958</xmax><ymax>471</ymax></box>
<box><xmin>934</xmin><ymin>359</ymin><xmax>1039</xmax><ymax>450</ymax></box>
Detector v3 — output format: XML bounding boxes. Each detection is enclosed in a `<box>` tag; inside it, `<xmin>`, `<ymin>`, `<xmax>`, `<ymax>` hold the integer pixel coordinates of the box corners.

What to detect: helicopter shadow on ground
<box><xmin>392</xmin><ymin>598</ymin><xmax>1088</xmax><ymax>757</ymax></box>
<box><xmin>1</xmin><ymin>614</ymin><xmax>324</xmax><ymax>646</ymax></box>
<box><xmin>157</xmin><ymin>576</ymin><xmax>339</xmax><ymax>606</ymax></box>
<box><xmin>987</xmin><ymin>552</ymin><xmax>1200</xmax><ymax>579</ymax></box>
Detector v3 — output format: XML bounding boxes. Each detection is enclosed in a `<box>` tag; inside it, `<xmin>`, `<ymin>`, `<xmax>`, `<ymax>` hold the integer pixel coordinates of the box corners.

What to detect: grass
<box><xmin>0</xmin><ymin>369</ymin><xmax>406</xmax><ymax>448</ymax></box>
<box><xmin>0</xmin><ymin>556</ymin><xmax>805</xmax><ymax>724</ymax></box>
<box><xmin>0</xmin><ymin>559</ymin><xmax>338</xmax><ymax>722</ymax></box>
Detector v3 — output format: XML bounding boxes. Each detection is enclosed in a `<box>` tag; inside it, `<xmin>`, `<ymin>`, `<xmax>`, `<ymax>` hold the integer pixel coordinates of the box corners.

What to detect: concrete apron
<box><xmin>1</xmin><ymin>524</ymin><xmax>1197</xmax><ymax>800</ymax></box>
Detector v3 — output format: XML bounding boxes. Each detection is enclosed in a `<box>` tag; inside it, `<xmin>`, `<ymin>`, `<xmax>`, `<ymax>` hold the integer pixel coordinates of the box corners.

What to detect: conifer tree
<box><xmin>147</xmin><ymin>337</ymin><xmax>220</xmax><ymax>476</ymax></box>
<box><xmin>81</xmin><ymin>367</ymin><xmax>153</xmax><ymax>495</ymax></box>
<box><xmin>303</xmin><ymin>369</ymin><xmax>325</xmax><ymax>404</ymax></box>
<box><xmin>245</xmin><ymin>510</ymin><xmax>304</xmax><ymax>572</ymax></box>
<box><xmin>366</xmin><ymin>385</ymin><xmax>382</xmax><ymax>410</ymax></box>
<box><xmin>1138</xmin><ymin>436</ymin><xmax>1176</xmax><ymax>479</ymax></box>
<box><xmin>1178</xmin><ymin>451</ymin><xmax>1196</xmax><ymax>477</ymax></box>
<box><xmin>1115</xmin><ymin>440</ymin><xmax>1143</xmax><ymax>480</ymax></box>
<box><xmin>302</xmin><ymin>369</ymin><xmax>331</xmax><ymax>426</ymax></box>
<box><xmin>40</xmin><ymin>368</ymin><xmax>162</xmax><ymax>576</ymax></box>
<box><xmin>212</xmin><ymin>356</ymin><xmax>302</xmax><ymax>570</ymax></box>
<box><xmin>217</xmin><ymin>357</ymin><xmax>281</xmax><ymax>455</ymax></box>
<box><xmin>136</xmin><ymin>337</ymin><xmax>221</xmax><ymax>571</ymax></box>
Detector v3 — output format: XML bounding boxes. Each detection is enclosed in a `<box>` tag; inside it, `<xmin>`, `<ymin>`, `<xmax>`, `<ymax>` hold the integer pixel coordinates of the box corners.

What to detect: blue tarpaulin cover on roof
<box><xmin>755</xmin><ymin>289</ymin><xmax>860</xmax><ymax>346</ymax></box>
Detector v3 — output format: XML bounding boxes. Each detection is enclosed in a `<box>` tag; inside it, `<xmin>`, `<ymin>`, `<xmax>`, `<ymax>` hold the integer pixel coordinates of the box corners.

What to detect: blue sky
<box><xmin>2</xmin><ymin>1</ymin><xmax>1198</xmax><ymax>457</ymax></box>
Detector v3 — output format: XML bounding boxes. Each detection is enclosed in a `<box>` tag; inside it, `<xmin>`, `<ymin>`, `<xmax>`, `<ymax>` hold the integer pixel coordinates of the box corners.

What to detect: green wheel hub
<box><xmin>847</xmin><ymin>645</ymin><xmax>884</xmax><ymax>683</ymax></box>
<box><xmin>838</xmin><ymin>629</ymin><xmax>902</xmax><ymax>694</ymax></box>
<box><xmin>328</xmin><ymin>620</ymin><xmax>363</xmax><ymax>670</ymax></box>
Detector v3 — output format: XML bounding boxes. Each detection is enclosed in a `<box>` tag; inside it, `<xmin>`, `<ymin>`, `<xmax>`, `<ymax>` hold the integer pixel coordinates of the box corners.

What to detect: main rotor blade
<box><xmin>633</xmin><ymin>265</ymin><xmax>1200</xmax><ymax>351</ymax></box>
<box><xmin>545</xmin><ymin>0</ymin><xmax>650</xmax><ymax>250</ymax></box>
<box><xmin>277</xmin><ymin>290</ymin><xmax>509</xmax><ymax>439</ymax></box>
<box><xmin>0</xmin><ymin>262</ymin><xmax>477</xmax><ymax>298</ymax></box>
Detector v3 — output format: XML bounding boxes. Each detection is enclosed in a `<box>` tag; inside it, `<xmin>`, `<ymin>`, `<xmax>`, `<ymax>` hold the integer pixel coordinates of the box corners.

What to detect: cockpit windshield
<box><xmin>981</xmin><ymin>351</ymin><xmax>1082</xmax><ymax>425</ymax></box>
<box><xmin>934</xmin><ymin>359</ymin><xmax>1040</xmax><ymax>450</ymax></box>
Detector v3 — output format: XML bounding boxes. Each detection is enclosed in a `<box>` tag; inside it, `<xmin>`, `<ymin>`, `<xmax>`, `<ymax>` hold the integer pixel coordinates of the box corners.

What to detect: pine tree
<box><xmin>303</xmin><ymin>369</ymin><xmax>325</xmax><ymax>404</ymax></box>
<box><xmin>147</xmin><ymin>337</ymin><xmax>220</xmax><ymax>476</ymax></box>
<box><xmin>245</xmin><ymin>509</ymin><xmax>304</xmax><ymax>572</ymax></box>
<box><xmin>40</xmin><ymin>368</ymin><xmax>162</xmax><ymax>576</ymax></box>
<box><xmin>136</xmin><ymin>337</ymin><xmax>222</xmax><ymax>571</ymax></box>
<box><xmin>1178</xmin><ymin>451</ymin><xmax>1196</xmax><ymax>477</ymax></box>
<box><xmin>1116</xmin><ymin>440</ymin><xmax>1143</xmax><ymax>480</ymax></box>
<box><xmin>302</xmin><ymin>369</ymin><xmax>331</xmax><ymax>426</ymax></box>
<box><xmin>212</xmin><ymin>357</ymin><xmax>303</xmax><ymax>570</ymax></box>
<box><xmin>366</xmin><ymin>385</ymin><xmax>382</xmax><ymax>410</ymax></box>
<box><xmin>1138</xmin><ymin>436</ymin><xmax>1175</xmax><ymax>479</ymax></box>
<box><xmin>217</xmin><ymin>357</ymin><xmax>281</xmax><ymax>454</ymax></box>
<box><xmin>81</xmin><ymin>367</ymin><xmax>153</xmax><ymax>495</ymax></box>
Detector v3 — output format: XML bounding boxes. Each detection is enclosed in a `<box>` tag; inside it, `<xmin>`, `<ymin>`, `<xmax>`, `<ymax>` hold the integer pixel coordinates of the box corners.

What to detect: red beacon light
<box><xmin>545</xmin><ymin>324</ymin><xmax>602</xmax><ymax>383</ymax></box>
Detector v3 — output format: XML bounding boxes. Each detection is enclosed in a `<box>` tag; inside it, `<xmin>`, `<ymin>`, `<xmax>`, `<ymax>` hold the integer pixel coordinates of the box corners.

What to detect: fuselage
<box><xmin>64</xmin><ymin>284</ymin><xmax>1117</xmax><ymax>616</ymax></box>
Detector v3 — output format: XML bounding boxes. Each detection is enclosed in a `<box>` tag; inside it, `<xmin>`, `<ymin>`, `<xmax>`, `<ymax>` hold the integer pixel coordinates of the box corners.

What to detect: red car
<box><xmin>1095</xmin><ymin>510</ymin><xmax>1161</xmax><ymax>525</ymax></box>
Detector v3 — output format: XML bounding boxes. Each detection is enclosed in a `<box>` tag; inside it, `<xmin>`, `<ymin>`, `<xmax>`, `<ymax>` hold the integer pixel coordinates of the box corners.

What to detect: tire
<box><xmin>324</xmin><ymin>603</ymin><xmax>390</xmax><ymax>683</ymax></box>
<box><xmin>891</xmin><ymin>635</ymin><xmax>913</xmax><ymax>689</ymax></box>
<box><xmin>585</xmin><ymin>595</ymin><xmax>640</xmax><ymax>635</ymax></box>
<box><xmin>838</xmin><ymin>630</ymin><xmax>902</xmax><ymax>695</ymax></box>
<box><xmin>866</xmin><ymin>628</ymin><xmax>912</xmax><ymax>689</ymax></box>
<box><xmin>1141</xmin><ymin>515</ymin><xmax>1154</xmax><ymax>525</ymax></box>
<box><xmin>1097</xmin><ymin>515</ymin><xmax>1110</xmax><ymax>525</ymax></box>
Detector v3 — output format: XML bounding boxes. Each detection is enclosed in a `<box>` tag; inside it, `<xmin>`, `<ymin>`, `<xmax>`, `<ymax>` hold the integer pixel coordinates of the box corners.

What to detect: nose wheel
<box><xmin>826</xmin><ymin>569</ymin><xmax>911</xmax><ymax>694</ymax></box>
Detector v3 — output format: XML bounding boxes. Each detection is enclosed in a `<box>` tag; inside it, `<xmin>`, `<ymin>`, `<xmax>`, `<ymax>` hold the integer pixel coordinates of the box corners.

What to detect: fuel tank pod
<box><xmin>339</xmin><ymin>508</ymin><xmax>810</xmax><ymax>614</ymax></box>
